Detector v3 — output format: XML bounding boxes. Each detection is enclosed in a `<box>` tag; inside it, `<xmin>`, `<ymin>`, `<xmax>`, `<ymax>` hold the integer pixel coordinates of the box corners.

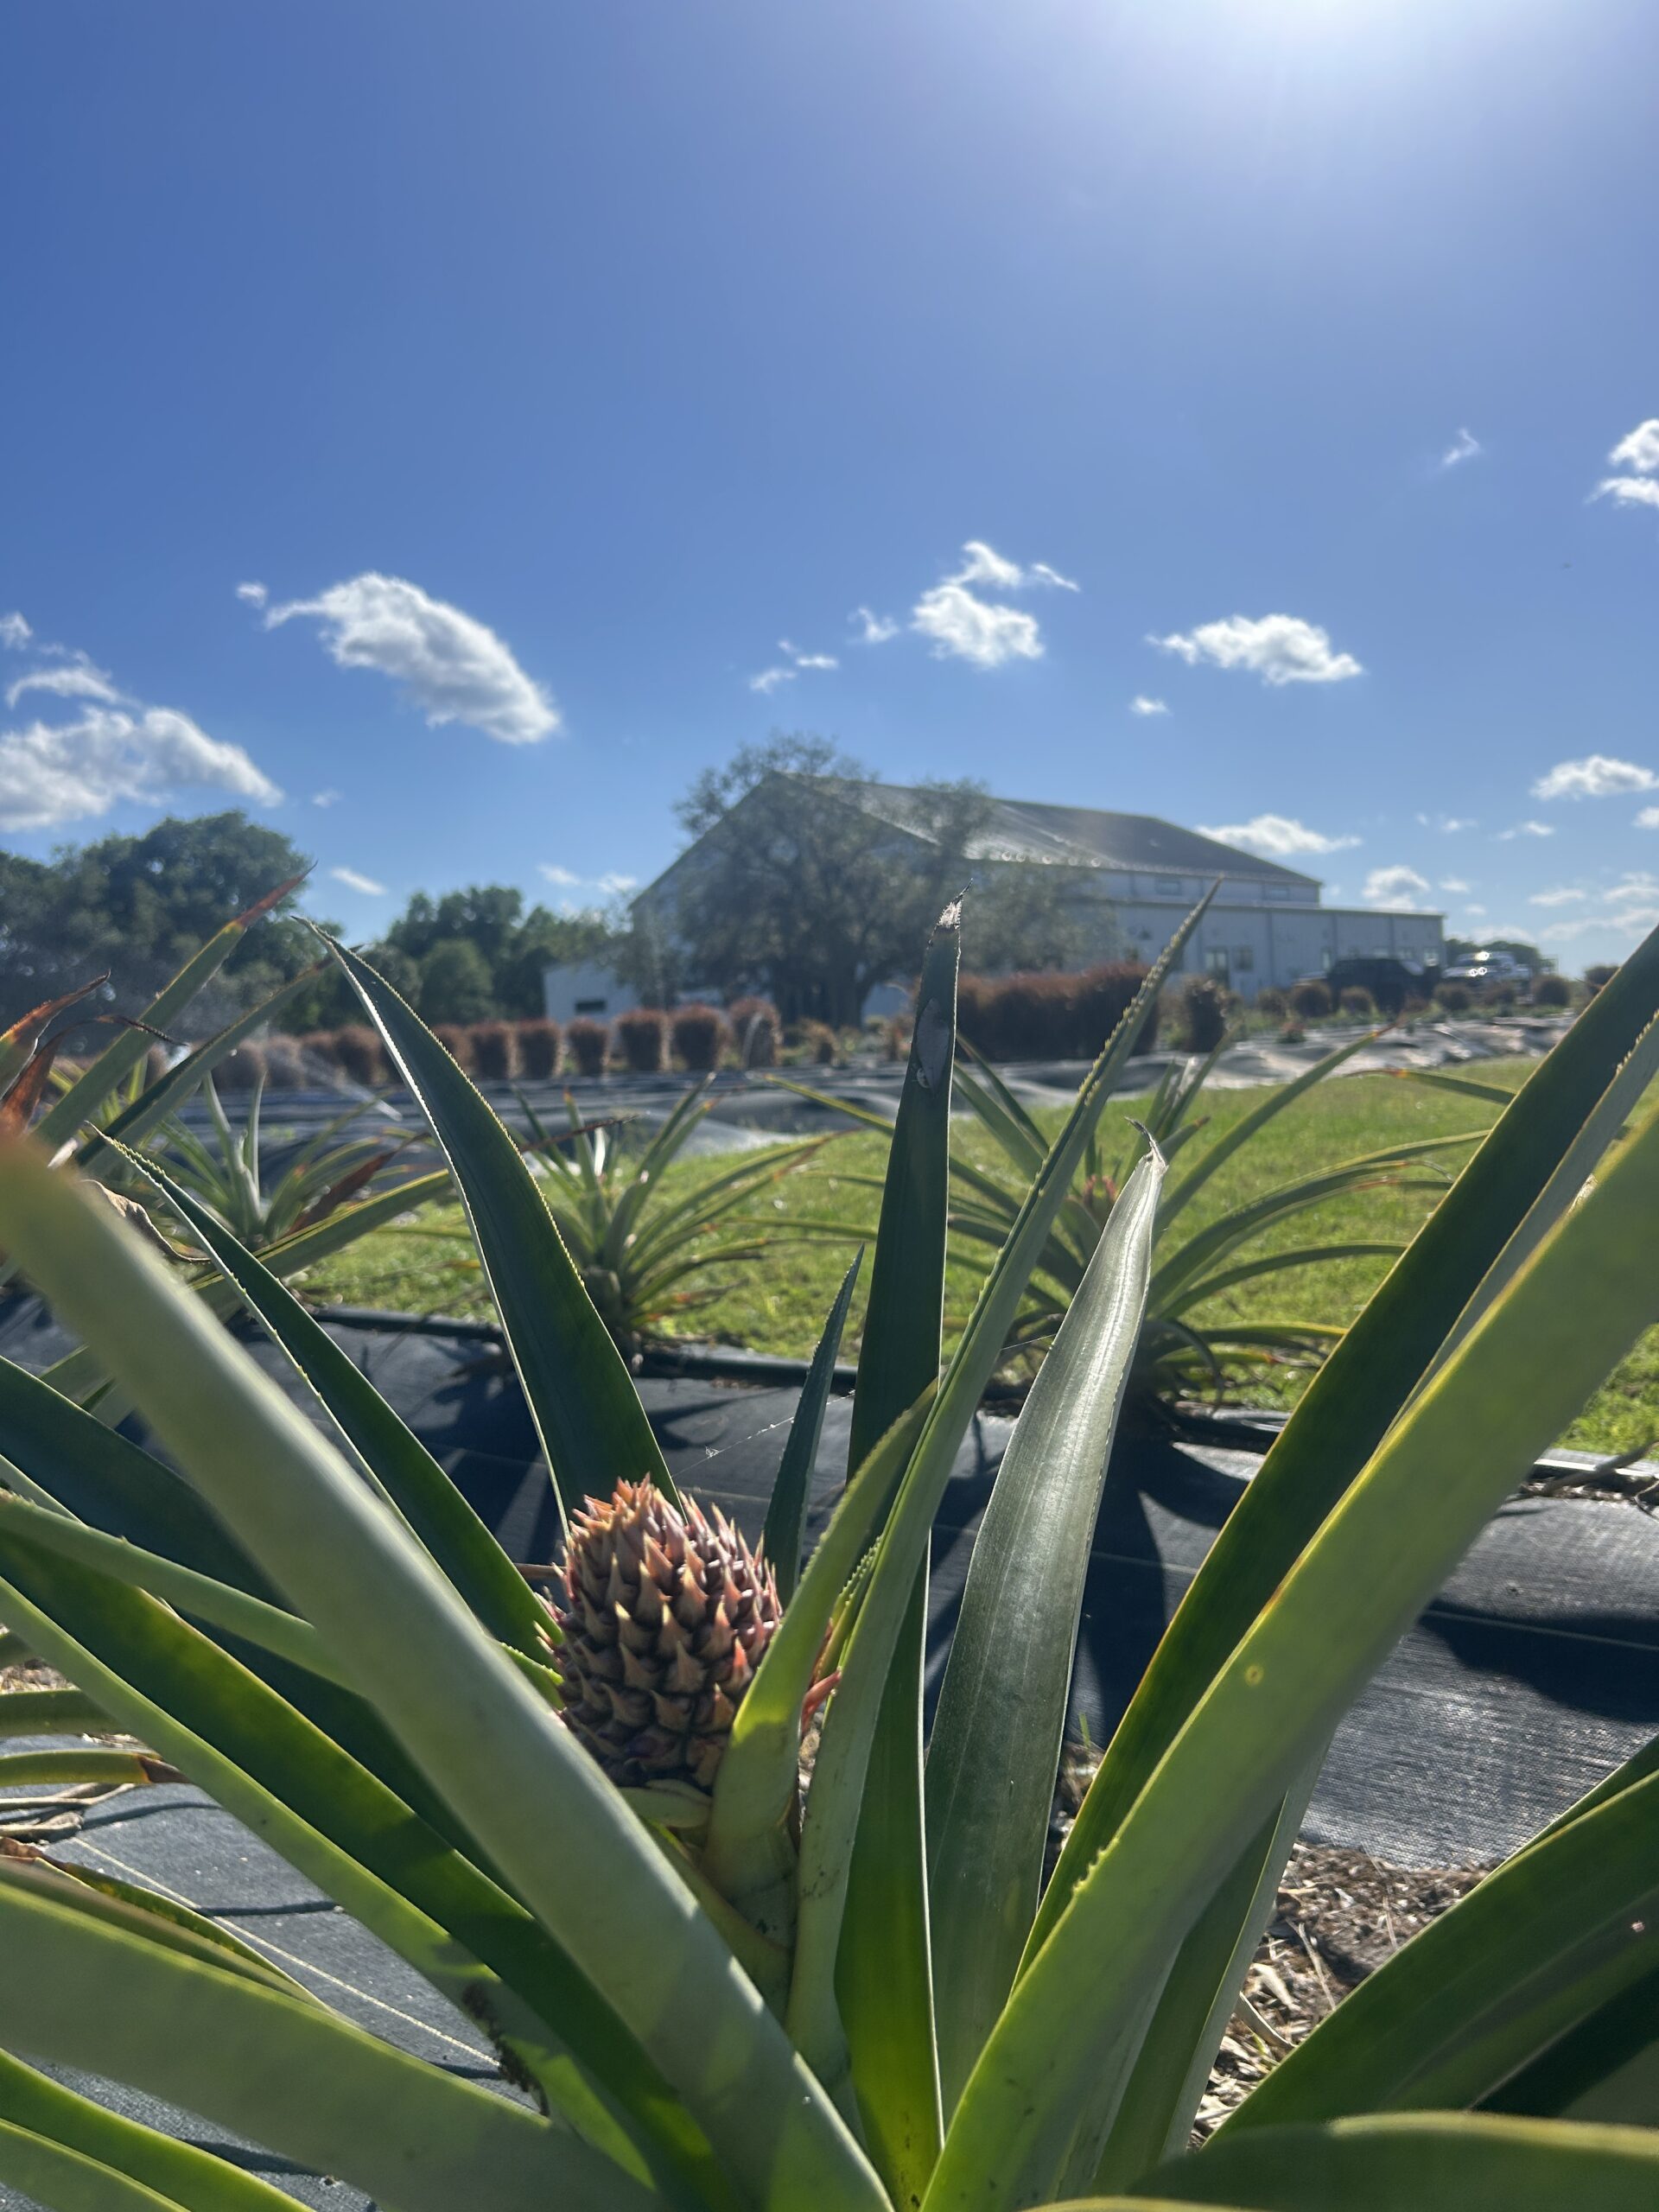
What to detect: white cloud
<box><xmin>540</xmin><ymin>863</ymin><xmax>636</xmax><ymax>899</ymax></box>
<box><xmin>1529</xmin><ymin>887</ymin><xmax>1587</xmax><ymax>906</ymax></box>
<box><xmin>5</xmin><ymin>658</ymin><xmax>124</xmax><ymax>709</ymax></box>
<box><xmin>850</xmin><ymin>607</ymin><xmax>899</xmax><ymax>645</ymax></box>
<box><xmin>1638</xmin><ymin>807</ymin><xmax>1659</xmax><ymax>830</ymax></box>
<box><xmin>750</xmin><ymin>638</ymin><xmax>838</xmax><ymax>692</ymax></box>
<box><xmin>235</xmin><ymin>581</ymin><xmax>269</xmax><ymax>608</ymax></box>
<box><xmin>263</xmin><ymin>572</ymin><xmax>559</xmax><ymax>745</ymax></box>
<box><xmin>1497</xmin><ymin>821</ymin><xmax>1555</xmax><ymax>840</ymax></box>
<box><xmin>329</xmin><ymin>866</ymin><xmax>386</xmax><ymax>896</ymax></box>
<box><xmin>912</xmin><ymin>582</ymin><xmax>1043</xmax><ymax>669</ymax></box>
<box><xmin>1129</xmin><ymin>695</ymin><xmax>1169</xmax><ymax>716</ymax></box>
<box><xmin>1417</xmin><ymin>811</ymin><xmax>1477</xmax><ymax>833</ymax></box>
<box><xmin>1439</xmin><ymin>876</ymin><xmax>1471</xmax><ymax>893</ymax></box>
<box><xmin>1440</xmin><ymin>428</ymin><xmax>1483</xmax><ymax>469</ymax></box>
<box><xmin>0</xmin><ymin>613</ymin><xmax>31</xmax><ymax>651</ymax></box>
<box><xmin>1150</xmin><ymin>613</ymin><xmax>1363</xmax><ymax>686</ymax></box>
<box><xmin>1464</xmin><ymin>903</ymin><xmax>1488</xmax><ymax>918</ymax></box>
<box><xmin>0</xmin><ymin>705</ymin><xmax>280</xmax><ymax>832</ymax></box>
<box><xmin>1532</xmin><ymin>753</ymin><xmax>1658</xmax><ymax>800</ymax></box>
<box><xmin>1363</xmin><ymin>863</ymin><xmax>1432</xmax><ymax>909</ymax></box>
<box><xmin>312</xmin><ymin>788</ymin><xmax>341</xmax><ymax>808</ymax></box>
<box><xmin>1608</xmin><ymin>420</ymin><xmax>1659</xmax><ymax>474</ymax></box>
<box><xmin>949</xmin><ymin>541</ymin><xmax>1079</xmax><ymax>593</ymax></box>
<box><xmin>1596</xmin><ymin>476</ymin><xmax>1659</xmax><ymax>510</ymax></box>
<box><xmin>1197</xmin><ymin>813</ymin><xmax>1360</xmax><ymax>859</ymax></box>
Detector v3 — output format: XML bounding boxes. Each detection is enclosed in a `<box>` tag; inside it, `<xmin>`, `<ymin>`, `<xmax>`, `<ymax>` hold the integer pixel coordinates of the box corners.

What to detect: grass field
<box><xmin>301</xmin><ymin>1060</ymin><xmax>1659</xmax><ymax>1459</ymax></box>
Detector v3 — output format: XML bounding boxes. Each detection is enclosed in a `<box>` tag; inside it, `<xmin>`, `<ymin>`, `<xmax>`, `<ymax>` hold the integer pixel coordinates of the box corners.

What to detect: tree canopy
<box><xmin>644</xmin><ymin>734</ymin><xmax>1111</xmax><ymax>1024</ymax></box>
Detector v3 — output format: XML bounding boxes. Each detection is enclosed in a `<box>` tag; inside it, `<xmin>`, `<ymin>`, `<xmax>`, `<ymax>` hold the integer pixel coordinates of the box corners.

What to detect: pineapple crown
<box><xmin>554</xmin><ymin>1480</ymin><xmax>781</xmax><ymax>1791</ymax></box>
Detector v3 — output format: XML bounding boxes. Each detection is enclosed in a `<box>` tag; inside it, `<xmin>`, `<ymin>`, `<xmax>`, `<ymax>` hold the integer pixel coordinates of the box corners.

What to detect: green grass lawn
<box><xmin>301</xmin><ymin>1060</ymin><xmax>1659</xmax><ymax>1459</ymax></box>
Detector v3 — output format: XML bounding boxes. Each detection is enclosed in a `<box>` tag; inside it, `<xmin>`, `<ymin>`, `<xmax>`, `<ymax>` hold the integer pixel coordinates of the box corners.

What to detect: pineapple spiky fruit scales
<box><xmin>554</xmin><ymin>1481</ymin><xmax>781</xmax><ymax>1790</ymax></box>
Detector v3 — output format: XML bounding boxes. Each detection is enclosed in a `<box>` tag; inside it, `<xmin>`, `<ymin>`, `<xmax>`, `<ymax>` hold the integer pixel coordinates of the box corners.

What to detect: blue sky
<box><xmin>3</xmin><ymin>0</ymin><xmax>1656</xmax><ymax>969</ymax></box>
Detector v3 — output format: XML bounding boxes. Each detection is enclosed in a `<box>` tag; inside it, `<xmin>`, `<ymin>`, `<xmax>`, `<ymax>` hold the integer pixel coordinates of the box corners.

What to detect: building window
<box><xmin>1154</xmin><ymin>875</ymin><xmax>1182</xmax><ymax>895</ymax></box>
<box><xmin>1264</xmin><ymin>884</ymin><xmax>1293</xmax><ymax>901</ymax></box>
<box><xmin>575</xmin><ymin>996</ymin><xmax>608</xmax><ymax>1014</ymax></box>
<box><xmin>1234</xmin><ymin>945</ymin><xmax>1254</xmax><ymax>971</ymax></box>
<box><xmin>1204</xmin><ymin>949</ymin><xmax>1230</xmax><ymax>981</ymax></box>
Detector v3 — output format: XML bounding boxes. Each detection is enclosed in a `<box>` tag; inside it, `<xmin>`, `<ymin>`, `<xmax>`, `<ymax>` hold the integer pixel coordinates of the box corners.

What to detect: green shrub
<box><xmin>1435</xmin><ymin>980</ymin><xmax>1473</xmax><ymax>1013</ymax></box>
<box><xmin>517</xmin><ymin>1018</ymin><xmax>562</xmax><ymax>1080</ymax></box>
<box><xmin>564</xmin><ymin>1015</ymin><xmax>608</xmax><ymax>1077</ymax></box>
<box><xmin>1338</xmin><ymin>984</ymin><xmax>1375</xmax><ymax>1018</ymax></box>
<box><xmin>1483</xmin><ymin>979</ymin><xmax>1518</xmax><ymax>1011</ymax></box>
<box><xmin>468</xmin><ymin>1020</ymin><xmax>521</xmax><ymax>1084</ymax></box>
<box><xmin>4</xmin><ymin>895</ymin><xmax>1659</xmax><ymax>2212</ymax></box>
<box><xmin>671</xmin><ymin>1003</ymin><xmax>731</xmax><ymax>1073</ymax></box>
<box><xmin>1289</xmin><ymin>977</ymin><xmax>1332</xmax><ymax>1020</ymax></box>
<box><xmin>1254</xmin><ymin>986</ymin><xmax>1288</xmax><ymax>1018</ymax></box>
<box><xmin>614</xmin><ymin>1007</ymin><xmax>669</xmax><ymax>1075</ymax></box>
<box><xmin>1533</xmin><ymin>973</ymin><xmax>1572</xmax><ymax>1008</ymax></box>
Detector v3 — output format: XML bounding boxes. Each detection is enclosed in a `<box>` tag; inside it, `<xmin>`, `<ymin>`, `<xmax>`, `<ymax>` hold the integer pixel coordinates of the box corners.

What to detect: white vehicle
<box><xmin>1444</xmin><ymin>946</ymin><xmax>1533</xmax><ymax>987</ymax></box>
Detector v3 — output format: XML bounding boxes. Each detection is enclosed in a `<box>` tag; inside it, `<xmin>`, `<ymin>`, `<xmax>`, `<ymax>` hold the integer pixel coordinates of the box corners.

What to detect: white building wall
<box><xmin>1116</xmin><ymin>900</ymin><xmax>1444</xmax><ymax>1001</ymax></box>
<box><xmin>541</xmin><ymin>962</ymin><xmax>640</xmax><ymax>1025</ymax></box>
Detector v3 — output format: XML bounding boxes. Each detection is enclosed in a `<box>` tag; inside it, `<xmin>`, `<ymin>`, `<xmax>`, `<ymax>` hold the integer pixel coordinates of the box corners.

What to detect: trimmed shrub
<box><xmin>886</xmin><ymin>1015</ymin><xmax>912</xmax><ymax>1062</ymax></box>
<box><xmin>566</xmin><ymin>1017</ymin><xmax>609</xmax><ymax>1078</ymax></box>
<box><xmin>517</xmin><ymin>1020</ymin><xmax>562</xmax><ymax>1080</ymax></box>
<box><xmin>301</xmin><ymin>1030</ymin><xmax>346</xmax><ymax>1075</ymax></box>
<box><xmin>1532</xmin><ymin>973</ymin><xmax>1571</xmax><ymax>1008</ymax></box>
<box><xmin>1338</xmin><ymin>985</ymin><xmax>1375</xmax><ymax>1019</ymax></box>
<box><xmin>671</xmin><ymin>1004</ymin><xmax>731</xmax><ymax>1073</ymax></box>
<box><xmin>954</xmin><ymin>962</ymin><xmax>1154</xmax><ymax>1063</ymax></box>
<box><xmin>433</xmin><ymin>1023</ymin><xmax>475</xmax><ymax>1071</ymax></box>
<box><xmin>614</xmin><ymin>1007</ymin><xmax>669</xmax><ymax>1075</ymax></box>
<box><xmin>799</xmin><ymin>1020</ymin><xmax>838</xmax><ymax>1066</ymax></box>
<box><xmin>1482</xmin><ymin>979</ymin><xmax>1518</xmax><ymax>1012</ymax></box>
<box><xmin>333</xmin><ymin>1025</ymin><xmax>386</xmax><ymax>1088</ymax></box>
<box><xmin>1434</xmin><ymin>980</ymin><xmax>1472</xmax><ymax>1014</ymax></box>
<box><xmin>214</xmin><ymin>1041</ymin><xmax>266</xmax><ymax>1090</ymax></box>
<box><xmin>1254</xmin><ymin>987</ymin><xmax>1289</xmax><ymax>1019</ymax></box>
<box><xmin>469</xmin><ymin>1020</ymin><xmax>520</xmax><ymax>1084</ymax></box>
<box><xmin>1584</xmin><ymin>963</ymin><xmax>1618</xmax><ymax>997</ymax></box>
<box><xmin>262</xmin><ymin>1033</ymin><xmax>305</xmax><ymax>1089</ymax></box>
<box><xmin>1288</xmin><ymin>978</ymin><xmax>1332</xmax><ymax>1021</ymax></box>
<box><xmin>1170</xmin><ymin>975</ymin><xmax>1230</xmax><ymax>1055</ymax></box>
<box><xmin>729</xmin><ymin>997</ymin><xmax>779</xmax><ymax>1069</ymax></box>
<box><xmin>1402</xmin><ymin>994</ymin><xmax>1433</xmax><ymax>1019</ymax></box>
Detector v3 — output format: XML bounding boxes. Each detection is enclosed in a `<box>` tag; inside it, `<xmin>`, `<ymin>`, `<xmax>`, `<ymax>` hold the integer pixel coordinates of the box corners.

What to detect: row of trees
<box><xmin>3</xmin><ymin>737</ymin><xmax>1111</xmax><ymax>1042</ymax></box>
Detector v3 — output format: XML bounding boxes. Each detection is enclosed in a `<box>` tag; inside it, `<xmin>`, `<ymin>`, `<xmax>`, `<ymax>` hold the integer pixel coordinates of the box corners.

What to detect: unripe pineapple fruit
<box><xmin>554</xmin><ymin>1480</ymin><xmax>781</xmax><ymax>1790</ymax></box>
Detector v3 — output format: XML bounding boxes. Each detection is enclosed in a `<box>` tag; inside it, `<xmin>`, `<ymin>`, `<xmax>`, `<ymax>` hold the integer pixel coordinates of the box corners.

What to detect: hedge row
<box><xmin>955</xmin><ymin>962</ymin><xmax>1156</xmax><ymax>1062</ymax></box>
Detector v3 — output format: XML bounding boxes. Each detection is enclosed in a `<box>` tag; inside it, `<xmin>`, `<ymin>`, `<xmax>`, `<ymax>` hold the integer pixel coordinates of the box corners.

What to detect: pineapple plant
<box><xmin>1</xmin><ymin>884</ymin><xmax>1658</xmax><ymax>2211</ymax></box>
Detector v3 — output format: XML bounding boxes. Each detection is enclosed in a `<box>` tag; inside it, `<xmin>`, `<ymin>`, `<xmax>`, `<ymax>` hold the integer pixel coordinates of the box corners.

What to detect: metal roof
<box><xmin>835</xmin><ymin>781</ymin><xmax>1322</xmax><ymax>887</ymax></box>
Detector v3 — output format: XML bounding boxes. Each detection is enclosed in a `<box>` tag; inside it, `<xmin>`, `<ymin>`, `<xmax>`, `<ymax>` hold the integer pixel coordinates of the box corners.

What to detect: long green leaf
<box><xmin>114</xmin><ymin>1138</ymin><xmax>548</xmax><ymax>1655</ymax></box>
<box><xmin>0</xmin><ymin>1685</ymin><xmax>111</xmax><ymax>1736</ymax></box>
<box><xmin>327</xmin><ymin>937</ymin><xmax>672</xmax><ymax>1524</ymax></box>
<box><xmin>1226</xmin><ymin>1760</ymin><xmax>1659</xmax><ymax>2131</ymax></box>
<box><xmin>0</xmin><ymin>1535</ymin><xmax>714</xmax><ymax>2202</ymax></box>
<box><xmin>0</xmin><ymin>2118</ymin><xmax>194</xmax><ymax>2212</ymax></box>
<box><xmin>35</xmin><ymin>878</ymin><xmax>303</xmax><ymax>1153</ymax></box>
<box><xmin>925</xmin><ymin>1090</ymin><xmax>1659</xmax><ymax>2211</ymax></box>
<box><xmin>0</xmin><ymin>1868</ymin><xmax>633</xmax><ymax>2212</ymax></box>
<box><xmin>0</xmin><ymin>2045</ymin><xmax>298</xmax><ymax>2212</ymax></box>
<box><xmin>927</xmin><ymin>1141</ymin><xmax>1166</xmax><ymax>2115</ymax></box>
<box><xmin>831</xmin><ymin>905</ymin><xmax>958</xmax><ymax>2202</ymax></box>
<box><xmin>1033</xmin><ymin>919</ymin><xmax>1659</xmax><ymax>1958</ymax></box>
<box><xmin>0</xmin><ymin>1142</ymin><xmax>887</xmax><ymax>2212</ymax></box>
<box><xmin>764</xmin><ymin>1252</ymin><xmax>861</xmax><ymax>1604</ymax></box>
<box><xmin>1116</xmin><ymin>2111</ymin><xmax>1659</xmax><ymax>2209</ymax></box>
<box><xmin>787</xmin><ymin>893</ymin><xmax>1213</xmax><ymax>2107</ymax></box>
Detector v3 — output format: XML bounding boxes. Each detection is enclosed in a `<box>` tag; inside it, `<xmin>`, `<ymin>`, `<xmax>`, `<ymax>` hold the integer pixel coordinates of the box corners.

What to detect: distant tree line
<box><xmin>2</xmin><ymin>739</ymin><xmax>1115</xmax><ymax>1046</ymax></box>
